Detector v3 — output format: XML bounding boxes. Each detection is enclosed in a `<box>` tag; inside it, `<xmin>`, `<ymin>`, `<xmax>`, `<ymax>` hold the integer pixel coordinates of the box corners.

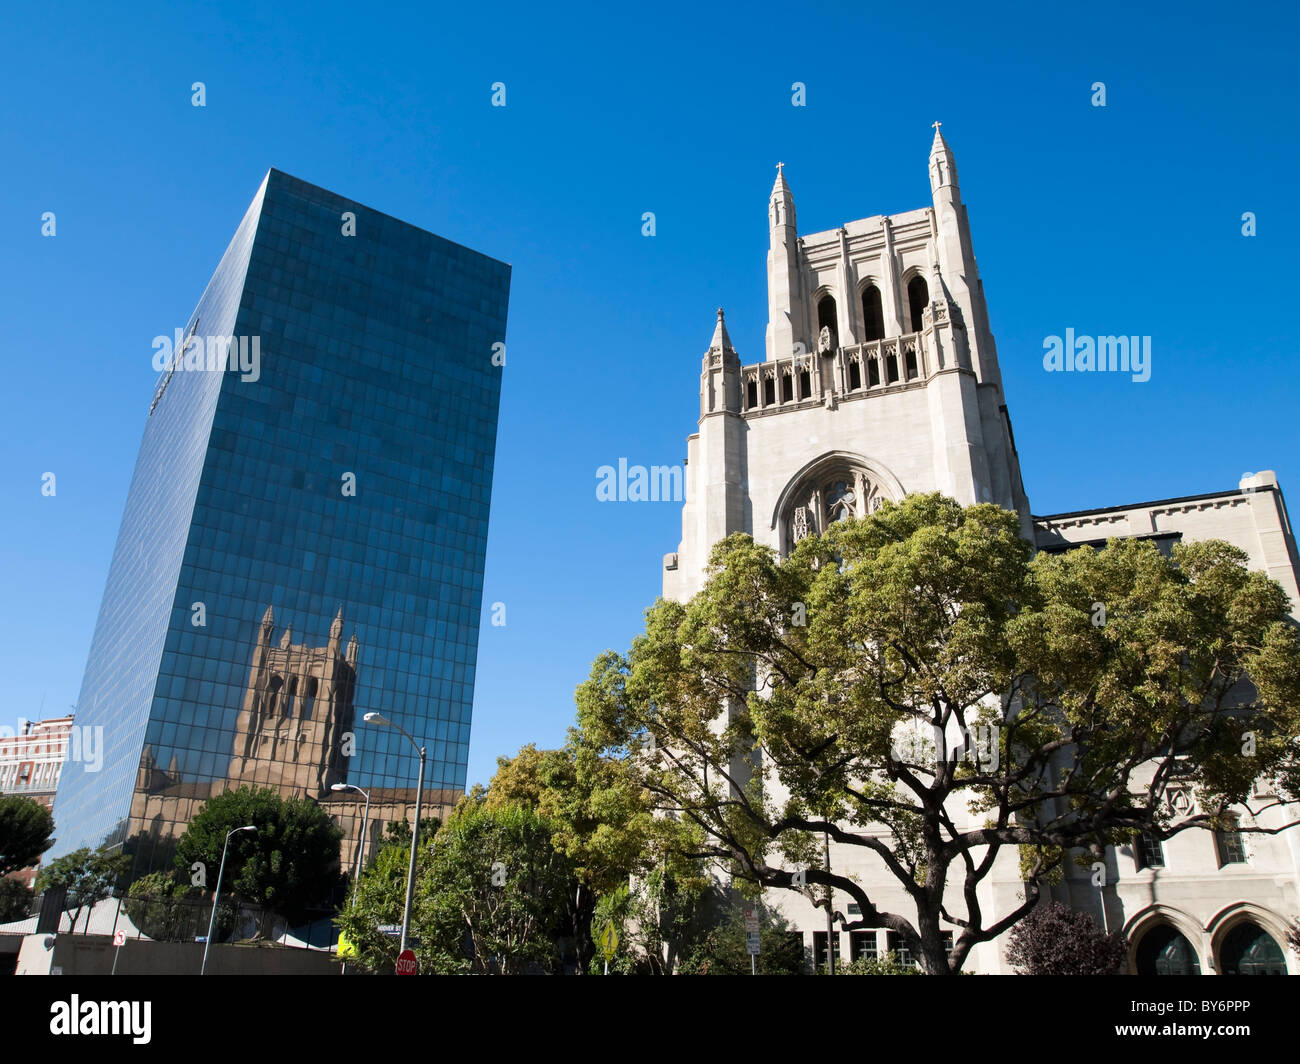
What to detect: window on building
<box><xmin>885</xmin><ymin>352</ymin><xmax>899</xmax><ymax>384</ymax></box>
<box><xmin>867</xmin><ymin>357</ymin><xmax>881</xmax><ymax>387</ymax></box>
<box><xmin>907</xmin><ymin>275</ymin><xmax>929</xmax><ymax>332</ymax></box>
<box><xmin>1134</xmin><ymin>832</ymin><xmax>1165</xmax><ymax>870</ymax></box>
<box><xmin>798</xmin><ymin>366</ymin><xmax>811</xmax><ymax>399</ymax></box>
<box><xmin>849</xmin><ymin>930</ymin><xmax>878</xmax><ymax>962</ymax></box>
<box><xmin>817</xmin><ymin>295</ymin><xmax>838</xmax><ymax>350</ymax></box>
<box><xmin>812</xmin><ymin>931</ymin><xmax>841</xmax><ymax>971</ymax></box>
<box><xmin>886</xmin><ymin>931</ymin><xmax>915</xmax><ymax>967</ymax></box>
<box><xmin>763</xmin><ymin>376</ymin><xmax>775</xmax><ymax>405</ymax></box>
<box><xmin>861</xmin><ymin>285</ymin><xmax>885</xmax><ymax>342</ymax></box>
<box><xmin>904</xmin><ymin>347</ymin><xmax>919</xmax><ymax>379</ymax></box>
<box><xmin>1215</xmin><ymin>818</ymin><xmax>1248</xmax><ymax>866</ymax></box>
<box><xmin>746</xmin><ymin>378</ymin><xmax>758</xmax><ymax>408</ymax></box>
<box><xmin>847</xmin><ymin>359</ymin><xmax>861</xmax><ymax>390</ymax></box>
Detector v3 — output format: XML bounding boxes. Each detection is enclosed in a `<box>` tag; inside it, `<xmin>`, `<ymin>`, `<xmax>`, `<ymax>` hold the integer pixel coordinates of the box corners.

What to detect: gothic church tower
<box><xmin>665</xmin><ymin>127</ymin><xmax>1031</xmax><ymax>601</ymax></box>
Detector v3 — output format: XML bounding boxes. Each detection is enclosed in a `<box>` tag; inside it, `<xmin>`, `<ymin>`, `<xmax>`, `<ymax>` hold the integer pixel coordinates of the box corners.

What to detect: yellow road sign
<box><xmin>598</xmin><ymin>922</ymin><xmax>619</xmax><ymax>961</ymax></box>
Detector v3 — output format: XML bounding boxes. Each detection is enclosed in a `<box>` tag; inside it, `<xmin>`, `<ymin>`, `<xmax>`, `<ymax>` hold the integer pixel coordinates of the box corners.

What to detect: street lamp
<box><xmin>200</xmin><ymin>824</ymin><xmax>256</xmax><ymax>975</ymax></box>
<box><xmin>363</xmin><ymin>711</ymin><xmax>425</xmax><ymax>957</ymax></box>
<box><xmin>332</xmin><ymin>781</ymin><xmax>372</xmax><ymax>977</ymax></box>
<box><xmin>330</xmin><ymin>783</ymin><xmax>373</xmax><ymax>895</ymax></box>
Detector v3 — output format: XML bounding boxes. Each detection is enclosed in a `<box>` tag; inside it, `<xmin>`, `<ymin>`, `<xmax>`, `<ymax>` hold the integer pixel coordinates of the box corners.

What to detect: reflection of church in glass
<box><xmin>129</xmin><ymin>606</ymin><xmax>448</xmax><ymax>878</ymax></box>
<box><xmin>228</xmin><ymin>605</ymin><xmax>357</xmax><ymax>796</ymax></box>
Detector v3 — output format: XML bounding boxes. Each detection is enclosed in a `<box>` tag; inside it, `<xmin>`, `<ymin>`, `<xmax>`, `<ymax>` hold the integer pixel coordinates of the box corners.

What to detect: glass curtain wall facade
<box><xmin>52</xmin><ymin>170</ymin><xmax>509</xmax><ymax>882</ymax></box>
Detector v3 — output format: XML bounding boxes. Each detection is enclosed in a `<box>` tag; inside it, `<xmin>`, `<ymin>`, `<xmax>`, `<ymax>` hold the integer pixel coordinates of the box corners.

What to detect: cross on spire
<box><xmin>932</xmin><ymin>121</ymin><xmax>942</xmax><ymax>132</ymax></box>
<box><xmin>776</xmin><ymin>161</ymin><xmax>785</xmax><ymax>176</ymax></box>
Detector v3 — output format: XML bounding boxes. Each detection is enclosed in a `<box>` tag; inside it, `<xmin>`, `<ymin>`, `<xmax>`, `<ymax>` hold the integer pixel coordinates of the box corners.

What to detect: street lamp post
<box><xmin>201</xmin><ymin>824</ymin><xmax>256</xmax><ymax>976</ymax></box>
<box><xmin>330</xmin><ymin>783</ymin><xmax>373</xmax><ymax>895</ymax></box>
<box><xmin>363</xmin><ymin>712</ymin><xmax>426</xmax><ymax>958</ymax></box>
<box><xmin>331</xmin><ymin>782</ymin><xmax>372</xmax><ymax>977</ymax></box>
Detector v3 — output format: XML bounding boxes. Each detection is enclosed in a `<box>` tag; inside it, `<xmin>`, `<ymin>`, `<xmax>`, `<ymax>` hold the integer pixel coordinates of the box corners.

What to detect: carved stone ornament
<box><xmin>792</xmin><ymin>506</ymin><xmax>810</xmax><ymax>542</ymax></box>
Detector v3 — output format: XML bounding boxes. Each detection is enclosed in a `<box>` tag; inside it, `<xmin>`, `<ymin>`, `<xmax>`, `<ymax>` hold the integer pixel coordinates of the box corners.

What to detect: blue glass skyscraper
<box><xmin>51</xmin><ymin>170</ymin><xmax>509</xmax><ymax>879</ymax></box>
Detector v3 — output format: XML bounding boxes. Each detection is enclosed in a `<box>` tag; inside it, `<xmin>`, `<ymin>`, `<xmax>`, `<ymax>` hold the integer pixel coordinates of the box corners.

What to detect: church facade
<box><xmin>662</xmin><ymin>127</ymin><xmax>1300</xmax><ymax>974</ymax></box>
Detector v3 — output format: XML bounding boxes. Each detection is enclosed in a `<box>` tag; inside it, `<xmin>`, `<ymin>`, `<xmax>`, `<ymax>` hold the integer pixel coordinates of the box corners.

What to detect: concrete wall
<box><xmin>15</xmin><ymin>934</ymin><xmax>340</xmax><ymax>976</ymax></box>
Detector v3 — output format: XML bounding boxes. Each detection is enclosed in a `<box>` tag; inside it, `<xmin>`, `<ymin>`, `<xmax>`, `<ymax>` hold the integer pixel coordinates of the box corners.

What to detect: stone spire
<box><xmin>769</xmin><ymin>161</ymin><xmax>796</xmax><ymax>230</ymax></box>
<box><xmin>767</xmin><ymin>163</ymin><xmax>801</xmax><ymax>361</ymax></box>
<box><xmin>701</xmin><ymin>308</ymin><xmax>742</xmax><ymax>416</ymax></box>
<box><xmin>329</xmin><ymin>606</ymin><xmax>344</xmax><ymax>654</ymax></box>
<box><xmin>929</xmin><ymin>121</ymin><xmax>959</xmax><ymax>196</ymax></box>
<box><xmin>259</xmin><ymin>604</ymin><xmax>275</xmax><ymax>645</ymax></box>
<box><xmin>707</xmin><ymin>307</ymin><xmax>737</xmax><ymax>358</ymax></box>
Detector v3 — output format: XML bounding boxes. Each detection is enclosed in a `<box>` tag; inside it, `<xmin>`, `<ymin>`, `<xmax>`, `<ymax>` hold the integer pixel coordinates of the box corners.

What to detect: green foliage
<box><xmin>36</xmin><ymin>845</ymin><xmax>131</xmax><ymax>929</ymax></box>
<box><xmin>837</xmin><ymin>953</ymin><xmax>921</xmax><ymax>975</ymax></box>
<box><xmin>173</xmin><ymin>786</ymin><xmax>342</xmax><ymax>919</ymax></box>
<box><xmin>570</xmin><ymin>493</ymin><xmax>1300</xmax><ymax>973</ymax></box>
<box><xmin>587</xmin><ymin>867</ymin><xmax>709</xmax><ymax>974</ymax></box>
<box><xmin>337</xmin><ymin>802</ymin><xmax>580</xmax><ymax>975</ymax></box>
<box><xmin>0</xmin><ymin>877</ymin><xmax>34</xmax><ymax>923</ymax></box>
<box><xmin>675</xmin><ymin>892</ymin><xmax>805</xmax><ymax>975</ymax></box>
<box><xmin>0</xmin><ymin>795</ymin><xmax>56</xmax><ymax>876</ymax></box>
<box><xmin>123</xmin><ymin>871</ymin><xmax>204</xmax><ymax>942</ymax></box>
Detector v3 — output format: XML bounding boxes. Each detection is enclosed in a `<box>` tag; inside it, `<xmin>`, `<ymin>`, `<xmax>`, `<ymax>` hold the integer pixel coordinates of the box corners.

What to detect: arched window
<box><xmin>265</xmin><ymin>675</ymin><xmax>284</xmax><ymax>717</ymax></box>
<box><xmin>861</xmin><ymin>285</ymin><xmax>885</xmax><ymax>342</ymax></box>
<box><xmin>907</xmin><ymin>276</ymin><xmax>929</xmax><ymax>333</ymax></box>
<box><xmin>1219</xmin><ymin>923</ymin><xmax>1286</xmax><ymax>975</ymax></box>
<box><xmin>763</xmin><ymin>374</ymin><xmax>775</xmax><ymax>406</ymax></box>
<box><xmin>826</xmin><ymin>480</ymin><xmax>856</xmax><ymax>523</ymax></box>
<box><xmin>817</xmin><ymin>295</ymin><xmax>838</xmax><ymax>351</ymax></box>
<box><xmin>1135</xmin><ymin>925</ymin><xmax>1201</xmax><ymax>975</ymax></box>
<box><xmin>285</xmin><ymin>676</ymin><xmax>298</xmax><ymax>718</ymax></box>
<box><xmin>746</xmin><ymin>377</ymin><xmax>759</xmax><ymax>409</ymax></box>
<box><xmin>302</xmin><ymin>676</ymin><xmax>319</xmax><ymax>721</ymax></box>
<box><xmin>847</xmin><ymin>357</ymin><xmax>862</xmax><ymax>391</ymax></box>
<box><xmin>780</xmin><ymin>465</ymin><xmax>887</xmax><ymax>554</ymax></box>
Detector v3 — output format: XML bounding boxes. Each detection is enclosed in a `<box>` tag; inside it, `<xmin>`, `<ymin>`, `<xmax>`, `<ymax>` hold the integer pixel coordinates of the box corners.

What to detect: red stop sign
<box><xmin>395</xmin><ymin>949</ymin><xmax>418</xmax><ymax>976</ymax></box>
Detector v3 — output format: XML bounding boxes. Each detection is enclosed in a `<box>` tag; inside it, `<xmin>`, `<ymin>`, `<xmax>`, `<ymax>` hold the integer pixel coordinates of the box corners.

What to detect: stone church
<box><xmin>662</xmin><ymin>126</ymin><xmax>1300</xmax><ymax>974</ymax></box>
<box><xmin>129</xmin><ymin>607</ymin><xmax>442</xmax><ymax>881</ymax></box>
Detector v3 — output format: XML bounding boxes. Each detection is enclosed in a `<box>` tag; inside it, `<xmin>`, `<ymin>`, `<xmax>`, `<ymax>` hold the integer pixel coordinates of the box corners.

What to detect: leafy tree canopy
<box><xmin>0</xmin><ymin>794</ymin><xmax>55</xmax><ymax>877</ymax></box>
<box><xmin>571</xmin><ymin>493</ymin><xmax>1300</xmax><ymax>973</ymax></box>
<box><xmin>173</xmin><ymin>786</ymin><xmax>342</xmax><ymax>919</ymax></box>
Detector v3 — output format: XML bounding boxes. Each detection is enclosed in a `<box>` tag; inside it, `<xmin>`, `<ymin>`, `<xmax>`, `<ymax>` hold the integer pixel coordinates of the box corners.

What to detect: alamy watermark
<box><xmin>0</xmin><ymin>723</ymin><xmax>103</xmax><ymax>772</ymax></box>
<box><xmin>1043</xmin><ymin>329</ymin><xmax>1150</xmax><ymax>383</ymax></box>
<box><xmin>892</xmin><ymin>723</ymin><xmax>999</xmax><ymax>773</ymax></box>
<box><xmin>596</xmin><ymin>459</ymin><xmax>684</xmax><ymax>502</ymax></box>
<box><xmin>152</xmin><ymin>329</ymin><xmax>261</xmax><ymax>383</ymax></box>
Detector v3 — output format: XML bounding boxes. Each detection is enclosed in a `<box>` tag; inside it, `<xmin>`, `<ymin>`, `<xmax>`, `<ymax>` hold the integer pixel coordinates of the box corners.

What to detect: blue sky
<box><xmin>1</xmin><ymin>1</ymin><xmax>1296</xmax><ymax>789</ymax></box>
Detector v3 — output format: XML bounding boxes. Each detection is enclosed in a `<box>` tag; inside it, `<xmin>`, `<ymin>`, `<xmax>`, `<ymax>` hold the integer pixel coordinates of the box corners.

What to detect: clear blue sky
<box><xmin>1</xmin><ymin>1</ymin><xmax>1296</xmax><ymax>789</ymax></box>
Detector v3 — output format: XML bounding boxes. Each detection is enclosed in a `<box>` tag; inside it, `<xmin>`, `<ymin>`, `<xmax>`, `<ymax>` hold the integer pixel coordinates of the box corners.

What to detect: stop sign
<box><xmin>395</xmin><ymin>949</ymin><xmax>418</xmax><ymax>976</ymax></box>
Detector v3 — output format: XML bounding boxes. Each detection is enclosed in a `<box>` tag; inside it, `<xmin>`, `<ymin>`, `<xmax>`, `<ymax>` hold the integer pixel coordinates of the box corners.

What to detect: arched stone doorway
<box><xmin>1135</xmin><ymin>924</ymin><xmax>1202</xmax><ymax>975</ymax></box>
<box><xmin>1218</xmin><ymin>922</ymin><xmax>1287</xmax><ymax>975</ymax></box>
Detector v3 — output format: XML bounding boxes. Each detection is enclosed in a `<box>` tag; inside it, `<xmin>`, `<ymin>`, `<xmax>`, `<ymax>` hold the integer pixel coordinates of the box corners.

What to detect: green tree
<box><xmin>0</xmin><ymin>794</ymin><xmax>55</xmax><ymax>877</ymax></box>
<box><xmin>36</xmin><ymin>846</ymin><xmax>131</xmax><ymax>931</ymax></box>
<box><xmin>572</xmin><ymin>494</ymin><xmax>1300</xmax><ymax>974</ymax></box>
<box><xmin>174</xmin><ymin>786</ymin><xmax>342</xmax><ymax>921</ymax></box>
<box><xmin>0</xmin><ymin>877</ymin><xmax>34</xmax><ymax>923</ymax></box>
<box><xmin>337</xmin><ymin>802</ymin><xmax>577</xmax><ymax>974</ymax></box>
<box><xmin>675</xmin><ymin>891</ymin><xmax>805</xmax><ymax>975</ymax></box>
<box><xmin>421</xmin><ymin>802</ymin><xmax>576</xmax><ymax>974</ymax></box>
<box><xmin>838</xmin><ymin>953</ymin><xmax>921</xmax><ymax>975</ymax></box>
<box><xmin>481</xmin><ymin>741</ymin><xmax>690</xmax><ymax>972</ymax></box>
<box><xmin>123</xmin><ymin>871</ymin><xmax>204</xmax><ymax>942</ymax></box>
